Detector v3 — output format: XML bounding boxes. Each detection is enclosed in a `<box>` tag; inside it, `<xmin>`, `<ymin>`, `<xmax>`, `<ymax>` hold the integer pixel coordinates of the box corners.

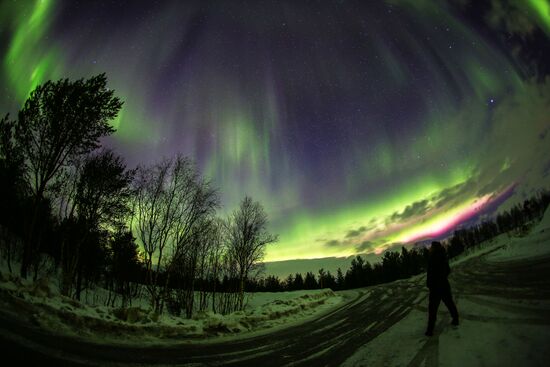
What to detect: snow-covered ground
<box><xmin>2</xmin><ymin>209</ymin><xmax>549</xmax><ymax>365</ymax></box>
<box><xmin>486</xmin><ymin>213</ymin><xmax>550</xmax><ymax>262</ymax></box>
<box><xmin>342</xmin><ymin>296</ymin><xmax>550</xmax><ymax>367</ymax></box>
<box><xmin>342</xmin><ymin>207</ymin><xmax>550</xmax><ymax>367</ymax></box>
<box><xmin>0</xmin><ymin>259</ymin><xmax>345</xmax><ymax>344</ymax></box>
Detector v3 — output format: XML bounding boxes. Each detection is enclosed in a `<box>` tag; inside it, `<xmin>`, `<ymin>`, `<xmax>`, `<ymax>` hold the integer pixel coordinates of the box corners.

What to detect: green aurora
<box><xmin>1</xmin><ymin>0</ymin><xmax>549</xmax><ymax>262</ymax></box>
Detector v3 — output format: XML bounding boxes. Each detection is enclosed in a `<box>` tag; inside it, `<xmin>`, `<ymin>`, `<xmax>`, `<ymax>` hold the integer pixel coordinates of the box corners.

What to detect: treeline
<box><xmin>248</xmin><ymin>190</ymin><xmax>550</xmax><ymax>293</ymax></box>
<box><xmin>447</xmin><ymin>192</ymin><xmax>550</xmax><ymax>258</ymax></box>
<box><xmin>246</xmin><ymin>247</ymin><xmax>429</xmax><ymax>292</ymax></box>
<box><xmin>0</xmin><ymin>74</ymin><xmax>277</xmax><ymax>317</ymax></box>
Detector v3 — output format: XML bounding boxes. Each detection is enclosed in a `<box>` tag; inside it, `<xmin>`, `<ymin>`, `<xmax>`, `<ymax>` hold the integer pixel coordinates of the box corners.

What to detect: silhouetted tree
<box><xmin>381</xmin><ymin>251</ymin><xmax>401</xmax><ymax>282</ymax></box>
<box><xmin>75</xmin><ymin>150</ymin><xmax>134</xmax><ymax>229</ymax></box>
<box><xmin>336</xmin><ymin>268</ymin><xmax>345</xmax><ymax>290</ymax></box>
<box><xmin>364</xmin><ymin>261</ymin><xmax>376</xmax><ymax>285</ymax></box>
<box><xmin>448</xmin><ymin>232</ymin><xmax>465</xmax><ymax>258</ymax></box>
<box><xmin>284</xmin><ymin>273</ymin><xmax>294</xmax><ymax>290</ymax></box>
<box><xmin>319</xmin><ymin>269</ymin><xmax>337</xmax><ymax>290</ymax></box>
<box><xmin>265</xmin><ymin>275</ymin><xmax>283</xmax><ymax>291</ymax></box>
<box><xmin>13</xmin><ymin>74</ymin><xmax>122</xmax><ymax>278</ymax></box>
<box><xmin>0</xmin><ymin>114</ymin><xmax>27</xmax><ymax>271</ymax></box>
<box><xmin>77</xmin><ymin>229</ymin><xmax>110</xmax><ymax>300</ymax></box>
<box><xmin>227</xmin><ymin>196</ymin><xmax>278</xmax><ymax>309</ymax></box>
<box><xmin>65</xmin><ymin>150</ymin><xmax>133</xmax><ymax>299</ymax></box>
<box><xmin>346</xmin><ymin>255</ymin><xmax>365</xmax><ymax>288</ymax></box>
<box><xmin>304</xmin><ymin>271</ymin><xmax>317</xmax><ymax>289</ymax></box>
<box><xmin>107</xmin><ymin>230</ymin><xmax>141</xmax><ymax>307</ymax></box>
<box><xmin>195</xmin><ymin>218</ymin><xmax>224</xmax><ymax>313</ymax></box>
<box><xmin>132</xmin><ymin>158</ymin><xmax>171</xmax><ymax>310</ymax></box>
<box><xmin>294</xmin><ymin>273</ymin><xmax>304</xmax><ymax>290</ymax></box>
<box><xmin>133</xmin><ymin>155</ymin><xmax>218</xmax><ymax>313</ymax></box>
<box><xmin>159</xmin><ymin>157</ymin><xmax>218</xmax><ymax>317</ymax></box>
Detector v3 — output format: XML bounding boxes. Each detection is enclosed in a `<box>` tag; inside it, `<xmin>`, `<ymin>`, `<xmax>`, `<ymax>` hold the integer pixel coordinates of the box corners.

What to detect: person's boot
<box><xmin>451</xmin><ymin>318</ymin><xmax>459</xmax><ymax>326</ymax></box>
<box><xmin>425</xmin><ymin>330</ymin><xmax>433</xmax><ymax>336</ymax></box>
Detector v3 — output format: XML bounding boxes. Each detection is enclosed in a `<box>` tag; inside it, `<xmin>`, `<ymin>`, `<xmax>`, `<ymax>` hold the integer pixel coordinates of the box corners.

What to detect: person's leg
<box><xmin>441</xmin><ymin>287</ymin><xmax>459</xmax><ymax>325</ymax></box>
<box><xmin>426</xmin><ymin>290</ymin><xmax>441</xmax><ymax>335</ymax></box>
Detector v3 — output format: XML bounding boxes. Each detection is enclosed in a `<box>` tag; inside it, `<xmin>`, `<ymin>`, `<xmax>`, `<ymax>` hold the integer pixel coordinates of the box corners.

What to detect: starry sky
<box><xmin>1</xmin><ymin>0</ymin><xmax>550</xmax><ymax>262</ymax></box>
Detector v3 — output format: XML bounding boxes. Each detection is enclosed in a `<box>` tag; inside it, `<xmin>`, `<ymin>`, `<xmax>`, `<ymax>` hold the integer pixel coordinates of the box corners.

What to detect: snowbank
<box><xmin>487</xmin><ymin>208</ymin><xmax>550</xmax><ymax>262</ymax></box>
<box><xmin>190</xmin><ymin>289</ymin><xmax>342</xmax><ymax>337</ymax></box>
<box><xmin>450</xmin><ymin>232</ymin><xmax>510</xmax><ymax>266</ymax></box>
<box><xmin>0</xmin><ymin>265</ymin><xmax>342</xmax><ymax>344</ymax></box>
<box><xmin>487</xmin><ymin>228</ymin><xmax>550</xmax><ymax>262</ymax></box>
<box><xmin>533</xmin><ymin>205</ymin><xmax>550</xmax><ymax>233</ymax></box>
<box><xmin>448</xmin><ymin>207</ymin><xmax>550</xmax><ymax>265</ymax></box>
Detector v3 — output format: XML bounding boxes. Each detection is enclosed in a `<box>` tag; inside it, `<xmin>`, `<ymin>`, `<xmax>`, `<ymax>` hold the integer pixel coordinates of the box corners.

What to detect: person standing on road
<box><xmin>425</xmin><ymin>241</ymin><xmax>459</xmax><ymax>336</ymax></box>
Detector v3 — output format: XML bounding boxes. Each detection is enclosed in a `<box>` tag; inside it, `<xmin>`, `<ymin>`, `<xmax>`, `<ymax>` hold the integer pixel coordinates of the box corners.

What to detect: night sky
<box><xmin>1</xmin><ymin>0</ymin><xmax>549</xmax><ymax>262</ymax></box>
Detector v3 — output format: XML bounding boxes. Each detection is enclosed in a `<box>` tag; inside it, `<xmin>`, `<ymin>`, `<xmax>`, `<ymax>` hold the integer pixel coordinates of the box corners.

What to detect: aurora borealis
<box><xmin>1</xmin><ymin>0</ymin><xmax>549</xmax><ymax>263</ymax></box>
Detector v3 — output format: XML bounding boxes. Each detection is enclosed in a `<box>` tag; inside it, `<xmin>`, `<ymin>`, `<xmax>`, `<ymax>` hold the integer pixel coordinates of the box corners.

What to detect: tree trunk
<box><xmin>159</xmin><ymin>271</ymin><xmax>171</xmax><ymax>315</ymax></box>
<box><xmin>75</xmin><ymin>258</ymin><xmax>83</xmax><ymax>301</ymax></box>
<box><xmin>185</xmin><ymin>279</ymin><xmax>195</xmax><ymax>319</ymax></box>
<box><xmin>239</xmin><ymin>276</ymin><xmax>245</xmax><ymax>310</ymax></box>
<box><xmin>21</xmin><ymin>186</ymin><xmax>47</xmax><ymax>279</ymax></box>
<box><xmin>20</xmin><ymin>210</ymin><xmax>37</xmax><ymax>278</ymax></box>
<box><xmin>211</xmin><ymin>280</ymin><xmax>217</xmax><ymax>313</ymax></box>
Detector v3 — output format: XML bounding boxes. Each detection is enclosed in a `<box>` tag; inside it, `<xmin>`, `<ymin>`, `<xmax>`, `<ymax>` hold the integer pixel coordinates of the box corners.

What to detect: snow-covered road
<box><xmin>0</xmin><ymin>276</ymin><xmax>421</xmax><ymax>366</ymax></box>
<box><xmin>402</xmin><ymin>248</ymin><xmax>550</xmax><ymax>367</ymax></box>
<box><xmin>2</xmin><ymin>235</ymin><xmax>550</xmax><ymax>366</ymax></box>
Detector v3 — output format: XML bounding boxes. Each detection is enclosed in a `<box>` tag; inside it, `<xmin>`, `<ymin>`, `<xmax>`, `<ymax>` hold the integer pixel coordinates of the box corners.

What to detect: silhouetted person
<box><xmin>425</xmin><ymin>241</ymin><xmax>459</xmax><ymax>336</ymax></box>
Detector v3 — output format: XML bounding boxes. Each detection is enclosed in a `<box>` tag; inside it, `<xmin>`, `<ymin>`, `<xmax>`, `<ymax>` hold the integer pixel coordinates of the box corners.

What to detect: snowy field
<box><xmin>342</xmin><ymin>207</ymin><xmax>550</xmax><ymax>367</ymax></box>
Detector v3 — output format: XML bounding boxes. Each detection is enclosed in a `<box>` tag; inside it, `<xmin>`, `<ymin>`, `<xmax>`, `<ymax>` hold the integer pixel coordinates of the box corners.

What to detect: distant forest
<box><xmin>1</xmin><ymin>75</ymin><xmax>549</xmax><ymax>319</ymax></box>
<box><xmin>248</xmin><ymin>191</ymin><xmax>550</xmax><ymax>293</ymax></box>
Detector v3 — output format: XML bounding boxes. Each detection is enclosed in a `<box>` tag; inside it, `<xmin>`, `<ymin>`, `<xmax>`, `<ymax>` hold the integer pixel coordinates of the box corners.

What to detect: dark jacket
<box><xmin>426</xmin><ymin>247</ymin><xmax>450</xmax><ymax>290</ymax></box>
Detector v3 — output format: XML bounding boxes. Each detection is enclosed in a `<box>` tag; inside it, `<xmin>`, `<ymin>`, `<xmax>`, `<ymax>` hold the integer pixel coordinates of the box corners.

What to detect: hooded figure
<box><xmin>425</xmin><ymin>241</ymin><xmax>459</xmax><ymax>336</ymax></box>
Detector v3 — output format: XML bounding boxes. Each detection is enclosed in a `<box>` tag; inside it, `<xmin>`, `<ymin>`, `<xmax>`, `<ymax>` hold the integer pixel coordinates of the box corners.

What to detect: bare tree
<box><xmin>227</xmin><ymin>196</ymin><xmax>278</xmax><ymax>310</ymax></box>
<box><xmin>51</xmin><ymin>155</ymin><xmax>84</xmax><ymax>221</ymax></box>
<box><xmin>161</xmin><ymin>158</ymin><xmax>218</xmax><ymax>316</ymax></box>
<box><xmin>133</xmin><ymin>159</ymin><xmax>172</xmax><ymax>311</ymax></box>
<box><xmin>132</xmin><ymin>155</ymin><xmax>218</xmax><ymax>313</ymax></box>
<box><xmin>214</xmin><ymin>248</ymin><xmax>241</xmax><ymax>315</ymax></box>
<box><xmin>197</xmin><ymin>219</ymin><xmax>224</xmax><ymax>312</ymax></box>
<box><xmin>172</xmin><ymin>216</ymin><xmax>220</xmax><ymax>318</ymax></box>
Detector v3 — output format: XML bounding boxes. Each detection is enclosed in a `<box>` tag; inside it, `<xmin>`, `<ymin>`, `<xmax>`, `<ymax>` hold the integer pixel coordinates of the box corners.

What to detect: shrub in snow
<box><xmin>112</xmin><ymin>306</ymin><xmax>151</xmax><ymax>324</ymax></box>
<box><xmin>198</xmin><ymin>311</ymin><xmax>248</xmax><ymax>334</ymax></box>
<box><xmin>30</xmin><ymin>277</ymin><xmax>57</xmax><ymax>298</ymax></box>
<box><xmin>1</xmin><ymin>269</ymin><xmax>341</xmax><ymax>341</ymax></box>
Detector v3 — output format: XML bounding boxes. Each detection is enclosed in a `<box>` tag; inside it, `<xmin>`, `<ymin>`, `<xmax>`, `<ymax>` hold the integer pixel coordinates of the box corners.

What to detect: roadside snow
<box><xmin>0</xmin><ymin>261</ymin><xmax>343</xmax><ymax>343</ymax></box>
<box><xmin>487</xmin><ymin>207</ymin><xmax>550</xmax><ymax>262</ymax></box>
<box><xmin>487</xmin><ymin>228</ymin><xmax>550</xmax><ymax>262</ymax></box>
<box><xmin>342</xmin><ymin>208</ymin><xmax>550</xmax><ymax>367</ymax></box>
<box><xmin>449</xmin><ymin>232</ymin><xmax>510</xmax><ymax>266</ymax></box>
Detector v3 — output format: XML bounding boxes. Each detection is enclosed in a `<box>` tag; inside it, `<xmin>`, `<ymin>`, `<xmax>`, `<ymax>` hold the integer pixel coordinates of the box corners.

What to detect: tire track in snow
<box><xmin>4</xmin><ymin>246</ymin><xmax>550</xmax><ymax>366</ymax></box>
